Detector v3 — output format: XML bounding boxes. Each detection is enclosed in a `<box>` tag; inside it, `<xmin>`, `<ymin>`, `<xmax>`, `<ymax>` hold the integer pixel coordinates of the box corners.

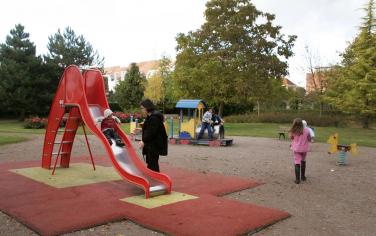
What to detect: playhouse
<box><xmin>169</xmin><ymin>99</ymin><xmax>233</xmax><ymax>146</ymax></box>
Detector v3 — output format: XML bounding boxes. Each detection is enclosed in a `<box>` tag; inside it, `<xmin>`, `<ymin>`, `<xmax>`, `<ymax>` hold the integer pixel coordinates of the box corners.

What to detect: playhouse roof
<box><xmin>175</xmin><ymin>99</ymin><xmax>206</xmax><ymax>109</ymax></box>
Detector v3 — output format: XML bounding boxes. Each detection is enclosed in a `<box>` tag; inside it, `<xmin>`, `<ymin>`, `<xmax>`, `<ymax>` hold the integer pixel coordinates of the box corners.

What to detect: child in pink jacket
<box><xmin>289</xmin><ymin>118</ymin><xmax>311</xmax><ymax>184</ymax></box>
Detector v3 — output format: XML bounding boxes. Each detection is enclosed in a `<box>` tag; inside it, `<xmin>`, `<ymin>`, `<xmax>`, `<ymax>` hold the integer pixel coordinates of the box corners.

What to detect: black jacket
<box><xmin>142</xmin><ymin>111</ymin><xmax>168</xmax><ymax>156</ymax></box>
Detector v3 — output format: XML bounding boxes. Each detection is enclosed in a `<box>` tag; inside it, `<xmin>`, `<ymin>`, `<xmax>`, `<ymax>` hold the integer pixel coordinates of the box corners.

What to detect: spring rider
<box><xmin>327</xmin><ymin>133</ymin><xmax>358</xmax><ymax>165</ymax></box>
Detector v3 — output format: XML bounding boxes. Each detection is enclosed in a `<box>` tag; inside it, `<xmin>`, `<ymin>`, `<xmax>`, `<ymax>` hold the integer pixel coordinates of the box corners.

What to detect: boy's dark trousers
<box><xmin>145</xmin><ymin>151</ymin><xmax>160</xmax><ymax>172</ymax></box>
<box><xmin>103</xmin><ymin>129</ymin><xmax>124</xmax><ymax>146</ymax></box>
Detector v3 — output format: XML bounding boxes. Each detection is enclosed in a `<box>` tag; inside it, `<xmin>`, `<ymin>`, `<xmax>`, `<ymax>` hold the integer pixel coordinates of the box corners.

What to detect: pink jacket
<box><xmin>290</xmin><ymin>127</ymin><xmax>311</xmax><ymax>153</ymax></box>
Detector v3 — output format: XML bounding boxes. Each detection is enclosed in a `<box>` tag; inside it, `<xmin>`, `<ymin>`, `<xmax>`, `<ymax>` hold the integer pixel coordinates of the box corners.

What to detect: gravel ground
<box><xmin>0</xmin><ymin>134</ymin><xmax>375</xmax><ymax>236</ymax></box>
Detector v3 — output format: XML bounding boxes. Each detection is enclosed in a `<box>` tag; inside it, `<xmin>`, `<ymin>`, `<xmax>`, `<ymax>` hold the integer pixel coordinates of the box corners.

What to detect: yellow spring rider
<box><xmin>327</xmin><ymin>133</ymin><xmax>357</xmax><ymax>165</ymax></box>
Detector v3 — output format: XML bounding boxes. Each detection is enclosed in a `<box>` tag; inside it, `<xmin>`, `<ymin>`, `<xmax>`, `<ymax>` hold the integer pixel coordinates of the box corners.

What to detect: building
<box><xmin>281</xmin><ymin>78</ymin><xmax>301</xmax><ymax>91</ymax></box>
<box><xmin>104</xmin><ymin>60</ymin><xmax>159</xmax><ymax>91</ymax></box>
<box><xmin>305</xmin><ymin>67</ymin><xmax>331</xmax><ymax>94</ymax></box>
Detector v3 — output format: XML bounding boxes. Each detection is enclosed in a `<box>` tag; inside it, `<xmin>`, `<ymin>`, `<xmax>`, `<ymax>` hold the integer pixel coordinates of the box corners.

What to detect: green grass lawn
<box><xmin>225</xmin><ymin>123</ymin><xmax>376</xmax><ymax>147</ymax></box>
<box><xmin>0</xmin><ymin>120</ymin><xmax>131</xmax><ymax>135</ymax></box>
<box><xmin>0</xmin><ymin>120</ymin><xmax>46</xmax><ymax>134</ymax></box>
<box><xmin>0</xmin><ymin>120</ymin><xmax>375</xmax><ymax>147</ymax></box>
<box><xmin>0</xmin><ymin>134</ymin><xmax>29</xmax><ymax>145</ymax></box>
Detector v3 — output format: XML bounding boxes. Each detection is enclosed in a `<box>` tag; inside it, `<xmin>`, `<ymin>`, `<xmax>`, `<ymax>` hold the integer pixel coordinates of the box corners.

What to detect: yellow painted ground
<box><xmin>10</xmin><ymin>163</ymin><xmax>121</xmax><ymax>188</ymax></box>
<box><xmin>121</xmin><ymin>191</ymin><xmax>198</xmax><ymax>209</ymax></box>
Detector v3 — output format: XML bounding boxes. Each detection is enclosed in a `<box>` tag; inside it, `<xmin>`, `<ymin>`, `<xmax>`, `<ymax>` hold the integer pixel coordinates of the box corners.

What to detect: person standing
<box><xmin>138</xmin><ymin>99</ymin><xmax>168</xmax><ymax>172</ymax></box>
<box><xmin>289</xmin><ymin>118</ymin><xmax>311</xmax><ymax>184</ymax></box>
<box><xmin>197</xmin><ymin>107</ymin><xmax>213</xmax><ymax>140</ymax></box>
<box><xmin>211</xmin><ymin>109</ymin><xmax>225</xmax><ymax>139</ymax></box>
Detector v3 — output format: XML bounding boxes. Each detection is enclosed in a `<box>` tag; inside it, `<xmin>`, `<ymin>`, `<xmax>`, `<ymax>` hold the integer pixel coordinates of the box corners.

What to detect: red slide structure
<box><xmin>41</xmin><ymin>65</ymin><xmax>172</xmax><ymax>198</ymax></box>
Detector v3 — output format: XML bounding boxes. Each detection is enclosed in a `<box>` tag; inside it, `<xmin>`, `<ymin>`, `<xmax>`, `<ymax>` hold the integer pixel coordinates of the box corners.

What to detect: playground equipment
<box><xmin>41</xmin><ymin>65</ymin><xmax>172</xmax><ymax>198</ymax></box>
<box><xmin>327</xmin><ymin>133</ymin><xmax>358</xmax><ymax>165</ymax></box>
<box><xmin>169</xmin><ymin>99</ymin><xmax>233</xmax><ymax>146</ymax></box>
<box><xmin>129</xmin><ymin>115</ymin><xmax>142</xmax><ymax>141</ymax></box>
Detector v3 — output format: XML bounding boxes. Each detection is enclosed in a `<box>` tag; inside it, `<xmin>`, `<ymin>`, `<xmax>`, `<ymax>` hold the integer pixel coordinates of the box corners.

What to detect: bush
<box><xmin>24</xmin><ymin>117</ymin><xmax>48</xmax><ymax>129</ymax></box>
<box><xmin>113</xmin><ymin>112</ymin><xmax>144</xmax><ymax>123</ymax></box>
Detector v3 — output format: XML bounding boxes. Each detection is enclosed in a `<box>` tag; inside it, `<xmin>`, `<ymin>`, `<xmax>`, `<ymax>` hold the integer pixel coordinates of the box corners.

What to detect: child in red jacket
<box><xmin>97</xmin><ymin>109</ymin><xmax>124</xmax><ymax>147</ymax></box>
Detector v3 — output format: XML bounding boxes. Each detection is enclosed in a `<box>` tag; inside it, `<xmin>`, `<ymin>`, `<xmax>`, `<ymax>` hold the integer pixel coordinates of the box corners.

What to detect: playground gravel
<box><xmin>0</xmin><ymin>134</ymin><xmax>375</xmax><ymax>236</ymax></box>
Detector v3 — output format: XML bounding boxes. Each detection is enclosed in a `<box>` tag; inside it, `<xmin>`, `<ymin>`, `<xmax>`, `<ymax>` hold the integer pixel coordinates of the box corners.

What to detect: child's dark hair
<box><xmin>290</xmin><ymin>118</ymin><xmax>304</xmax><ymax>135</ymax></box>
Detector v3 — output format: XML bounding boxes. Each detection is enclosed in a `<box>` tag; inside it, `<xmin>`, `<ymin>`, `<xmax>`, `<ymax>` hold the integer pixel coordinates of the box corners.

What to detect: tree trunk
<box><xmin>257</xmin><ymin>101</ymin><xmax>260</xmax><ymax>117</ymax></box>
<box><xmin>362</xmin><ymin>115</ymin><xmax>370</xmax><ymax>128</ymax></box>
<box><xmin>18</xmin><ymin>110</ymin><xmax>25</xmax><ymax>121</ymax></box>
<box><xmin>319</xmin><ymin>102</ymin><xmax>323</xmax><ymax>117</ymax></box>
<box><xmin>219</xmin><ymin>102</ymin><xmax>224</xmax><ymax>117</ymax></box>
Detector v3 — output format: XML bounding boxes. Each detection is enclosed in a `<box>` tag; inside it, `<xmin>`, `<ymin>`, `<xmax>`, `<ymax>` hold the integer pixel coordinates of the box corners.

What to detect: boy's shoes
<box><xmin>116</xmin><ymin>140</ymin><xmax>125</xmax><ymax>147</ymax></box>
<box><xmin>295</xmin><ymin>179</ymin><xmax>300</xmax><ymax>184</ymax></box>
<box><xmin>301</xmin><ymin>176</ymin><xmax>306</xmax><ymax>181</ymax></box>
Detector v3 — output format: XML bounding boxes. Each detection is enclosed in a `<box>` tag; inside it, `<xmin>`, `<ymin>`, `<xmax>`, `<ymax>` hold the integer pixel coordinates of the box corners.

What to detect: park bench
<box><xmin>278</xmin><ymin>126</ymin><xmax>290</xmax><ymax>140</ymax></box>
<box><xmin>164</xmin><ymin>114</ymin><xmax>179</xmax><ymax>120</ymax></box>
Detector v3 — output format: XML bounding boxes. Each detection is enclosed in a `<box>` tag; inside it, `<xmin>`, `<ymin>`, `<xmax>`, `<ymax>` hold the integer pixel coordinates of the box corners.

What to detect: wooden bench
<box><xmin>164</xmin><ymin>114</ymin><xmax>179</xmax><ymax>119</ymax></box>
<box><xmin>278</xmin><ymin>126</ymin><xmax>289</xmax><ymax>140</ymax></box>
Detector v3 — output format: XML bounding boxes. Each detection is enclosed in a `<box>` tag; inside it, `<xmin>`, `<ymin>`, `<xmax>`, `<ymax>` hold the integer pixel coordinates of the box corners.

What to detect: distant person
<box><xmin>302</xmin><ymin>120</ymin><xmax>315</xmax><ymax>142</ymax></box>
<box><xmin>97</xmin><ymin>109</ymin><xmax>125</xmax><ymax>147</ymax></box>
<box><xmin>138</xmin><ymin>99</ymin><xmax>168</xmax><ymax>172</ymax></box>
<box><xmin>211</xmin><ymin>109</ymin><xmax>225</xmax><ymax>139</ymax></box>
<box><xmin>197</xmin><ymin>107</ymin><xmax>213</xmax><ymax>140</ymax></box>
<box><xmin>289</xmin><ymin>118</ymin><xmax>312</xmax><ymax>184</ymax></box>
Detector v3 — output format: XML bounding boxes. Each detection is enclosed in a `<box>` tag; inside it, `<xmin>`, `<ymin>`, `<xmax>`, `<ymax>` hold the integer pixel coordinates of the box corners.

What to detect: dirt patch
<box><xmin>0</xmin><ymin>134</ymin><xmax>375</xmax><ymax>235</ymax></box>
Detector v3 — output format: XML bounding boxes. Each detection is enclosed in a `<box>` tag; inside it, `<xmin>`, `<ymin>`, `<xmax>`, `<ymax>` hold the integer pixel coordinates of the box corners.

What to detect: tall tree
<box><xmin>45</xmin><ymin>27</ymin><xmax>104</xmax><ymax>75</ymax></box>
<box><xmin>44</xmin><ymin>27</ymin><xmax>105</xmax><ymax>99</ymax></box>
<box><xmin>0</xmin><ymin>24</ymin><xmax>53</xmax><ymax>119</ymax></box>
<box><xmin>144</xmin><ymin>74</ymin><xmax>163</xmax><ymax>104</ymax></box>
<box><xmin>159</xmin><ymin>56</ymin><xmax>174</xmax><ymax>111</ymax></box>
<box><xmin>303</xmin><ymin>45</ymin><xmax>328</xmax><ymax>116</ymax></box>
<box><xmin>325</xmin><ymin>0</ymin><xmax>376</xmax><ymax>128</ymax></box>
<box><xmin>174</xmin><ymin>0</ymin><xmax>296</xmax><ymax>115</ymax></box>
<box><xmin>114</xmin><ymin>63</ymin><xmax>146</xmax><ymax>110</ymax></box>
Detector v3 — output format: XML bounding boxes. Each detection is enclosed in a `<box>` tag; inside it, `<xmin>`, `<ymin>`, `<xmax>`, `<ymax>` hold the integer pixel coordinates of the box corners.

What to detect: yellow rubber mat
<box><xmin>10</xmin><ymin>163</ymin><xmax>121</xmax><ymax>188</ymax></box>
<box><xmin>121</xmin><ymin>191</ymin><xmax>198</xmax><ymax>209</ymax></box>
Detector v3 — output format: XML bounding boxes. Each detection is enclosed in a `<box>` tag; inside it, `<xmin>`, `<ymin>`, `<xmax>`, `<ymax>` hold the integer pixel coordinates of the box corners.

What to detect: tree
<box><xmin>114</xmin><ymin>63</ymin><xmax>146</xmax><ymax>110</ymax></box>
<box><xmin>45</xmin><ymin>27</ymin><xmax>104</xmax><ymax>75</ymax></box>
<box><xmin>158</xmin><ymin>56</ymin><xmax>174</xmax><ymax>111</ymax></box>
<box><xmin>0</xmin><ymin>24</ymin><xmax>53</xmax><ymax>119</ymax></box>
<box><xmin>144</xmin><ymin>74</ymin><xmax>163</xmax><ymax>104</ymax></box>
<box><xmin>174</xmin><ymin>0</ymin><xmax>296</xmax><ymax>115</ymax></box>
<box><xmin>43</xmin><ymin>27</ymin><xmax>105</xmax><ymax>100</ymax></box>
<box><xmin>325</xmin><ymin>0</ymin><xmax>376</xmax><ymax>128</ymax></box>
<box><xmin>303</xmin><ymin>45</ymin><xmax>329</xmax><ymax>116</ymax></box>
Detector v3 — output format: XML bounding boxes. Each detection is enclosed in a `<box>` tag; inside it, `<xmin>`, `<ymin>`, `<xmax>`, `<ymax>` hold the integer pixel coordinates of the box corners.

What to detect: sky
<box><xmin>0</xmin><ymin>0</ymin><xmax>366</xmax><ymax>87</ymax></box>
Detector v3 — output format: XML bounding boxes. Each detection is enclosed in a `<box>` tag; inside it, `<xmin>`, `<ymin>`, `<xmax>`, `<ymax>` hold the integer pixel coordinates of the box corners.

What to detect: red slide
<box><xmin>41</xmin><ymin>65</ymin><xmax>172</xmax><ymax>198</ymax></box>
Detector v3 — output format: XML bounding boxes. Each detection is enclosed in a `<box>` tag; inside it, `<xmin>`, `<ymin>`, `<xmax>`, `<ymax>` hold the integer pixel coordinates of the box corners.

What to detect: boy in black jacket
<box><xmin>138</xmin><ymin>99</ymin><xmax>168</xmax><ymax>172</ymax></box>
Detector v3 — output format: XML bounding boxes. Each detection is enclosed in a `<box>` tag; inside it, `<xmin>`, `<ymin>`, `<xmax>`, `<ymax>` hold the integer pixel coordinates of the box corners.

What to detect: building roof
<box><xmin>175</xmin><ymin>99</ymin><xmax>206</xmax><ymax>109</ymax></box>
<box><xmin>104</xmin><ymin>60</ymin><xmax>159</xmax><ymax>76</ymax></box>
<box><xmin>282</xmin><ymin>78</ymin><xmax>297</xmax><ymax>86</ymax></box>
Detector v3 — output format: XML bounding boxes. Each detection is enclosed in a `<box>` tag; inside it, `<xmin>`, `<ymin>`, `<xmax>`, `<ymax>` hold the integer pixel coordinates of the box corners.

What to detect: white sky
<box><xmin>0</xmin><ymin>0</ymin><xmax>365</xmax><ymax>87</ymax></box>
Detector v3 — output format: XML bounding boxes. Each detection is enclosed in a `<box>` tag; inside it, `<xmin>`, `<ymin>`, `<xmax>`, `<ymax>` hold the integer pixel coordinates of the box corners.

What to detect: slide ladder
<box><xmin>42</xmin><ymin>65</ymin><xmax>172</xmax><ymax>198</ymax></box>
